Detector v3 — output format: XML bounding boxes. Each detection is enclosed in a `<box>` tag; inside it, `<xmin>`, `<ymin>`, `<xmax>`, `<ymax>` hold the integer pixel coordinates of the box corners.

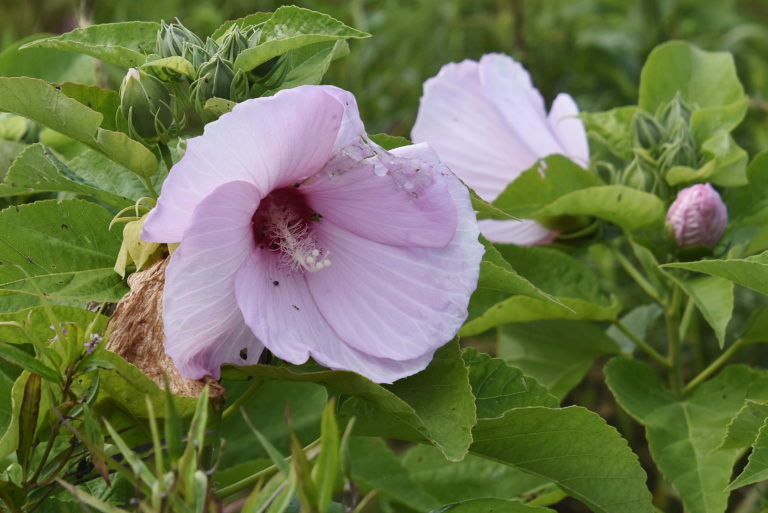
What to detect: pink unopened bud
<box><xmin>666</xmin><ymin>183</ymin><xmax>728</xmax><ymax>249</ymax></box>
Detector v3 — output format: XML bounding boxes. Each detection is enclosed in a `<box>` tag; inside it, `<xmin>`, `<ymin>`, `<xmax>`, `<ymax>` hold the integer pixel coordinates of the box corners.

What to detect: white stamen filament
<box><xmin>268</xmin><ymin>207</ymin><xmax>331</xmax><ymax>273</ymax></box>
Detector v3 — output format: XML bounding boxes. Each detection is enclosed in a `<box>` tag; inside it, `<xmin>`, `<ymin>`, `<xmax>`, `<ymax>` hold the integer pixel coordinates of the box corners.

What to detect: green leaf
<box><xmin>0</xmin><ymin>140</ymin><xmax>25</xmax><ymax>180</ymax></box>
<box><xmin>582</xmin><ymin>106</ymin><xmax>637</xmax><ymax>160</ymax></box>
<box><xmin>226</xmin><ymin>341</ymin><xmax>475</xmax><ymax>462</ymax></box>
<box><xmin>0</xmin><ymin>371</ymin><xmax>52</xmax><ymax>461</ymax></box>
<box><xmin>664</xmin><ymin>274</ymin><xmax>734</xmax><ymax>347</ymax></box>
<box><xmin>718</xmin><ymin>400</ymin><xmax>768</xmax><ymax>450</ymax></box>
<box><xmin>23</xmin><ymin>22</ymin><xmax>159</xmax><ymax>68</ymax></box>
<box><xmin>741</xmin><ymin>308</ymin><xmax>768</xmax><ymax>344</ymax></box>
<box><xmin>1</xmin><ymin>144</ymin><xmax>132</xmax><ymax>208</ymax></box>
<box><xmin>58</xmin><ymin>83</ymin><xmax>121</xmax><ymax>132</ymax></box>
<box><xmin>665</xmin><ymin>131</ymin><xmax>748</xmax><ymax>187</ymax></box>
<box><xmin>477</xmin><ymin>238</ymin><xmax>558</xmax><ymax>302</ymax></box>
<box><xmin>402</xmin><ymin>444</ymin><xmax>548</xmax><ymax>506</ymax></box>
<box><xmin>638</xmin><ymin>41</ymin><xmax>747</xmax><ymax>141</ymax></box>
<box><xmin>498</xmin><ymin>321</ymin><xmax>620</xmax><ymax>399</ymax></box>
<box><xmin>0</xmin><ymin>34</ymin><xmax>97</xmax><ymax>85</ymax></box>
<box><xmin>431</xmin><ymin>499</ymin><xmax>555</xmax><ymax>513</ymax></box>
<box><xmin>315</xmin><ymin>401</ymin><xmax>340</xmax><ymax>513</ymax></box>
<box><xmin>729</xmin><ymin>417</ymin><xmax>768</xmax><ymax>489</ymax></box>
<box><xmin>463</xmin><ymin>245</ymin><xmax>620</xmax><ymax>336</ymax></box>
<box><xmin>606</xmin><ymin>303</ymin><xmax>663</xmax><ymax>353</ymax></box>
<box><xmin>142</xmin><ymin>56</ymin><xmax>196</xmax><ymax>80</ymax></box>
<box><xmin>606</xmin><ymin>357</ymin><xmax>768</xmax><ymax>513</ymax></box>
<box><xmin>463</xmin><ymin>349</ymin><xmax>558</xmax><ymax>418</ymax></box>
<box><xmin>0</xmin><ymin>343</ymin><xmax>59</xmax><ymax>383</ymax></box>
<box><xmin>265</xmin><ymin>40</ymin><xmax>350</xmax><ymax>94</ymax></box>
<box><xmin>349</xmin><ymin>437</ymin><xmax>441</xmax><ymax>512</ymax></box>
<box><xmin>369</xmin><ymin>133</ymin><xmax>410</xmax><ymax>150</ymax></box>
<box><xmin>234</xmin><ymin>6</ymin><xmax>369</xmax><ymax>72</ymax></box>
<box><xmin>0</xmin><ymin>199</ymin><xmax>126</xmax><ymax>303</ymax></box>
<box><xmin>203</xmin><ymin>98</ymin><xmax>235</xmax><ymax>119</ymax></box>
<box><xmin>211</xmin><ymin>13</ymin><xmax>273</xmax><ymax>41</ymax></box>
<box><xmin>663</xmin><ymin>252</ymin><xmax>768</xmax><ymax>297</ymax></box>
<box><xmin>66</xmin><ymin>149</ymin><xmax>153</xmax><ymax>201</ymax></box>
<box><xmin>94</xmin><ymin>128</ymin><xmax>159</xmax><ymax>179</ymax></box>
<box><xmin>470</xmin><ymin>406</ymin><xmax>654</xmax><ymax>513</ymax></box>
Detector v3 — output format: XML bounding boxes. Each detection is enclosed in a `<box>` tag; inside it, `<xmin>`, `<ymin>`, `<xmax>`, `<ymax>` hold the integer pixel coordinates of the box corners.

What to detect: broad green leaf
<box><xmin>349</xmin><ymin>437</ymin><xmax>441</xmax><ymax>512</ymax></box>
<box><xmin>234</xmin><ymin>6</ymin><xmax>369</xmax><ymax>72</ymax></box>
<box><xmin>718</xmin><ymin>400</ymin><xmax>768</xmax><ymax>450</ymax></box>
<box><xmin>581</xmin><ymin>106</ymin><xmax>637</xmax><ymax>160</ymax></box>
<box><xmin>477</xmin><ymin>239</ymin><xmax>558</xmax><ymax>302</ymax></box>
<box><xmin>638</xmin><ymin>41</ymin><xmax>747</xmax><ymax>141</ymax></box>
<box><xmin>269</xmin><ymin>40</ymin><xmax>349</xmax><ymax>93</ymax></box>
<box><xmin>224</xmin><ymin>341</ymin><xmax>474</xmax><ymax>462</ymax></box>
<box><xmin>2</xmin><ymin>144</ymin><xmax>132</xmax><ymax>208</ymax></box>
<box><xmin>663</xmin><ymin>274</ymin><xmax>734</xmax><ymax>347</ymax></box>
<box><xmin>0</xmin><ymin>77</ymin><xmax>159</xmax><ymax>178</ymax></box>
<box><xmin>470</xmin><ymin>188</ymin><xmax>517</xmax><ymax>220</ymax></box>
<box><xmin>0</xmin><ymin>34</ymin><xmax>97</xmax><ymax>85</ymax></box>
<box><xmin>725</xmin><ymin>152</ymin><xmax>768</xmax><ymax>222</ymax></box>
<box><xmin>741</xmin><ymin>307</ymin><xmax>768</xmax><ymax>344</ymax></box>
<box><xmin>729</xmin><ymin>417</ymin><xmax>768</xmax><ymax>489</ymax></box>
<box><xmin>665</xmin><ymin>131</ymin><xmax>748</xmax><ymax>187</ymax></box>
<box><xmin>606</xmin><ymin>303</ymin><xmax>663</xmax><ymax>353</ymax></box>
<box><xmin>211</xmin><ymin>13</ymin><xmax>273</xmax><ymax>41</ymax></box>
<box><xmin>498</xmin><ymin>321</ymin><xmax>620</xmax><ymax>399</ymax></box>
<box><xmin>471</xmin><ymin>406</ymin><xmax>654</xmax><ymax>513</ymax></box>
<box><xmin>431</xmin><ymin>499</ymin><xmax>555</xmax><ymax>513</ymax></box>
<box><xmin>0</xmin><ymin>199</ymin><xmax>127</xmax><ymax>303</ymax></box>
<box><xmin>606</xmin><ymin>357</ymin><xmax>768</xmax><ymax>513</ymax></box>
<box><xmin>463</xmin><ymin>349</ymin><xmax>558</xmax><ymax>418</ymax></box>
<box><xmin>218</xmin><ymin>380</ymin><xmax>327</xmax><ymax>468</ymax></box>
<box><xmin>0</xmin><ymin>305</ymin><xmax>108</xmax><ymax>346</ymax></box>
<box><xmin>23</xmin><ymin>22</ymin><xmax>159</xmax><ymax>68</ymax></box>
<box><xmin>66</xmin><ymin>149</ymin><xmax>152</xmax><ymax>201</ymax></box>
<box><xmin>0</xmin><ymin>368</ymin><xmax>12</xmax><ymax>449</ymax></box>
<box><xmin>142</xmin><ymin>56</ymin><xmax>196</xmax><ymax>80</ymax></box>
<box><xmin>203</xmin><ymin>98</ymin><xmax>235</xmax><ymax>119</ymax></box>
<box><xmin>402</xmin><ymin>444</ymin><xmax>548</xmax><ymax>506</ymax></box>
<box><xmin>663</xmin><ymin>252</ymin><xmax>768</xmax><ymax>296</ymax></box>
<box><xmin>464</xmin><ymin>245</ymin><xmax>620</xmax><ymax>336</ymax></box>
<box><xmin>0</xmin><ymin>140</ymin><xmax>25</xmax><ymax>179</ymax></box>
<box><xmin>58</xmin><ymin>83</ymin><xmax>120</xmax><ymax>132</ymax></box>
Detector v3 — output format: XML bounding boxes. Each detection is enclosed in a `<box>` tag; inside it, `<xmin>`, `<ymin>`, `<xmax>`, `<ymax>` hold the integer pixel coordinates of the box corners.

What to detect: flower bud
<box><xmin>249</xmin><ymin>53</ymin><xmax>292</xmax><ymax>96</ymax></box>
<box><xmin>666</xmin><ymin>183</ymin><xmax>728</xmax><ymax>249</ymax></box>
<box><xmin>191</xmin><ymin>55</ymin><xmax>236</xmax><ymax>103</ymax></box>
<box><xmin>217</xmin><ymin>27</ymin><xmax>250</xmax><ymax>63</ymax></box>
<box><xmin>119</xmin><ymin>68</ymin><xmax>174</xmax><ymax>141</ymax></box>
<box><xmin>632</xmin><ymin>110</ymin><xmax>663</xmax><ymax>151</ymax></box>
<box><xmin>157</xmin><ymin>20</ymin><xmax>203</xmax><ymax>58</ymax></box>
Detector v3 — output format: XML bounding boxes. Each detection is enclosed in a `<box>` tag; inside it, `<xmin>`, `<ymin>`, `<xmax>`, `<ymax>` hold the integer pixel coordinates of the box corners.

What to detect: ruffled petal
<box><xmin>478</xmin><ymin>218</ymin><xmax>556</xmax><ymax>246</ymax></box>
<box><xmin>301</xmin><ymin>142</ymin><xmax>457</xmax><ymax>248</ymax></box>
<box><xmin>411</xmin><ymin>59</ymin><xmax>537</xmax><ymax>201</ymax></box>
<box><xmin>163</xmin><ymin>181</ymin><xmax>263</xmax><ymax>379</ymax></box>
<box><xmin>547</xmin><ymin>93</ymin><xmax>590</xmax><ymax>166</ymax></box>
<box><xmin>143</xmin><ymin>86</ymin><xmax>344</xmax><ymax>243</ymax></box>
<box><xmin>234</xmin><ymin>250</ymin><xmax>434</xmax><ymax>383</ymax></box>
<box><xmin>315</xmin><ymin>86</ymin><xmax>367</xmax><ymax>150</ymax></box>
<box><xmin>306</xmin><ymin>145</ymin><xmax>483</xmax><ymax>361</ymax></box>
<box><xmin>478</xmin><ymin>53</ymin><xmax>564</xmax><ymax>159</ymax></box>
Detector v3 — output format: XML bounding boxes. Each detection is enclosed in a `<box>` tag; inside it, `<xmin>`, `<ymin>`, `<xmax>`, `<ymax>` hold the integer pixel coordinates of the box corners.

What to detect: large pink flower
<box><xmin>412</xmin><ymin>53</ymin><xmax>590</xmax><ymax>245</ymax></box>
<box><xmin>142</xmin><ymin>85</ymin><xmax>483</xmax><ymax>383</ymax></box>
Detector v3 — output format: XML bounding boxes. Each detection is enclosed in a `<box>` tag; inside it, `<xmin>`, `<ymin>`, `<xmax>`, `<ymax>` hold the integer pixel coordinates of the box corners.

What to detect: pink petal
<box><xmin>547</xmin><ymin>93</ymin><xmax>590</xmax><ymax>166</ymax></box>
<box><xmin>143</xmin><ymin>86</ymin><xmax>344</xmax><ymax>243</ymax></box>
<box><xmin>234</xmin><ymin>250</ymin><xmax>434</xmax><ymax>383</ymax></box>
<box><xmin>301</xmin><ymin>142</ymin><xmax>457</xmax><ymax>248</ymax></box>
<box><xmin>478</xmin><ymin>54</ymin><xmax>564</xmax><ymax>159</ymax></box>
<box><xmin>478</xmin><ymin>218</ymin><xmax>556</xmax><ymax>246</ymax></box>
<box><xmin>411</xmin><ymin>59</ymin><xmax>538</xmax><ymax>201</ymax></box>
<box><xmin>317</xmin><ymin>86</ymin><xmax>367</xmax><ymax>150</ymax></box>
<box><xmin>306</xmin><ymin>146</ymin><xmax>483</xmax><ymax>361</ymax></box>
<box><xmin>163</xmin><ymin>181</ymin><xmax>264</xmax><ymax>379</ymax></box>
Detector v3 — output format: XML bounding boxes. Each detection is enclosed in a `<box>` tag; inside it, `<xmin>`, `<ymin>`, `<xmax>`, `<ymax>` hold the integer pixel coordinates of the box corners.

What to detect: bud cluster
<box><xmin>119</xmin><ymin>19</ymin><xmax>295</xmax><ymax>141</ymax></box>
<box><xmin>625</xmin><ymin>94</ymin><xmax>700</xmax><ymax>196</ymax></box>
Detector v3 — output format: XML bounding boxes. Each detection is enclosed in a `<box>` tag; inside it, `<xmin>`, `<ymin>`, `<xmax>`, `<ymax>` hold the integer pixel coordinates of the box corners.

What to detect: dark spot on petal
<box><xmin>239</xmin><ymin>348</ymin><xmax>248</xmax><ymax>360</ymax></box>
<box><xmin>292</xmin><ymin>304</ymin><xmax>300</xmax><ymax>310</ymax></box>
<box><xmin>273</xmin><ymin>281</ymin><xmax>279</xmax><ymax>286</ymax></box>
<box><xmin>310</xmin><ymin>212</ymin><xmax>323</xmax><ymax>222</ymax></box>
<box><xmin>293</xmin><ymin>183</ymin><xmax>300</xmax><ymax>188</ymax></box>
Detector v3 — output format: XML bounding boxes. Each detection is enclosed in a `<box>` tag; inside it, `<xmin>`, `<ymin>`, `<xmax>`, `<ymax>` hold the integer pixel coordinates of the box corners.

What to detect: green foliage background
<box><xmin>5</xmin><ymin>0</ymin><xmax>768</xmax><ymax>148</ymax></box>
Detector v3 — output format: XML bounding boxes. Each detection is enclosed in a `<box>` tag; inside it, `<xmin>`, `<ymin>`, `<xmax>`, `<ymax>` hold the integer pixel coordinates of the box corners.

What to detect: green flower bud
<box><xmin>249</xmin><ymin>53</ymin><xmax>292</xmax><ymax>96</ymax></box>
<box><xmin>182</xmin><ymin>41</ymin><xmax>209</xmax><ymax>69</ymax></box>
<box><xmin>192</xmin><ymin>55</ymin><xmax>235</xmax><ymax>103</ymax></box>
<box><xmin>157</xmin><ymin>20</ymin><xmax>203</xmax><ymax>59</ymax></box>
<box><xmin>119</xmin><ymin>68</ymin><xmax>174</xmax><ymax>141</ymax></box>
<box><xmin>632</xmin><ymin>110</ymin><xmax>663</xmax><ymax>152</ymax></box>
<box><xmin>217</xmin><ymin>27</ymin><xmax>250</xmax><ymax>63</ymax></box>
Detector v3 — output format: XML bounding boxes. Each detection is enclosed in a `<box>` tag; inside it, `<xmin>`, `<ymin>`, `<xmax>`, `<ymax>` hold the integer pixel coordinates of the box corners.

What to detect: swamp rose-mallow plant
<box><xmin>412</xmin><ymin>53</ymin><xmax>589</xmax><ymax>245</ymax></box>
<box><xmin>666</xmin><ymin>183</ymin><xmax>728</xmax><ymax>249</ymax></box>
<box><xmin>142</xmin><ymin>85</ymin><xmax>484</xmax><ymax>384</ymax></box>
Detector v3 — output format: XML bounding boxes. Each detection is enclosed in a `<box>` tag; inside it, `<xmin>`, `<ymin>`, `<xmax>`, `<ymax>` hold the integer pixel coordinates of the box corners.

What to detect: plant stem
<box><xmin>613</xmin><ymin>320</ymin><xmax>669</xmax><ymax>368</ymax></box>
<box><xmin>683</xmin><ymin>339</ymin><xmax>747</xmax><ymax>394</ymax></box>
<box><xmin>678</xmin><ymin>296</ymin><xmax>695</xmax><ymax>342</ymax></box>
<box><xmin>611</xmin><ymin>245</ymin><xmax>663</xmax><ymax>304</ymax></box>
<box><xmin>666</xmin><ymin>286</ymin><xmax>683</xmax><ymax>394</ymax></box>
<box><xmin>221</xmin><ymin>379</ymin><xmax>265</xmax><ymax>421</ymax></box>
<box><xmin>158</xmin><ymin>142</ymin><xmax>174</xmax><ymax>171</ymax></box>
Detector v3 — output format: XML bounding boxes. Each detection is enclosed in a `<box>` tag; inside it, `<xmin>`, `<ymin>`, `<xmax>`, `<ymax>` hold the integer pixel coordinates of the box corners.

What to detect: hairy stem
<box><xmin>666</xmin><ymin>286</ymin><xmax>683</xmax><ymax>394</ymax></box>
<box><xmin>613</xmin><ymin>320</ymin><xmax>670</xmax><ymax>367</ymax></box>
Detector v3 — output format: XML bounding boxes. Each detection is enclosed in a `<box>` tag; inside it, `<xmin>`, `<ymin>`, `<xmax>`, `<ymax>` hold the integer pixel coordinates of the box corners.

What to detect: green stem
<box><xmin>678</xmin><ymin>296</ymin><xmax>695</xmax><ymax>342</ymax></box>
<box><xmin>611</xmin><ymin>245</ymin><xmax>663</xmax><ymax>304</ymax></box>
<box><xmin>666</xmin><ymin>286</ymin><xmax>683</xmax><ymax>394</ymax></box>
<box><xmin>683</xmin><ymin>339</ymin><xmax>747</xmax><ymax>394</ymax></box>
<box><xmin>221</xmin><ymin>379</ymin><xmax>265</xmax><ymax>421</ymax></box>
<box><xmin>613</xmin><ymin>320</ymin><xmax>669</xmax><ymax>368</ymax></box>
<box><xmin>158</xmin><ymin>141</ymin><xmax>174</xmax><ymax>172</ymax></box>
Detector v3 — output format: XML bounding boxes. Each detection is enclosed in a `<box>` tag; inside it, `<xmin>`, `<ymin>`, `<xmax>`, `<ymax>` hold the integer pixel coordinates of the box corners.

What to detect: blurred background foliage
<box><xmin>4</xmin><ymin>0</ymin><xmax>768</xmax><ymax>153</ymax></box>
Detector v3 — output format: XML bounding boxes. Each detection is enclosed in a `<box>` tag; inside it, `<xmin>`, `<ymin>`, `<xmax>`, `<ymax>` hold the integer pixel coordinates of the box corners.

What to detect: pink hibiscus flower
<box><xmin>142</xmin><ymin>85</ymin><xmax>483</xmax><ymax>384</ymax></box>
<box><xmin>412</xmin><ymin>53</ymin><xmax>590</xmax><ymax>245</ymax></box>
